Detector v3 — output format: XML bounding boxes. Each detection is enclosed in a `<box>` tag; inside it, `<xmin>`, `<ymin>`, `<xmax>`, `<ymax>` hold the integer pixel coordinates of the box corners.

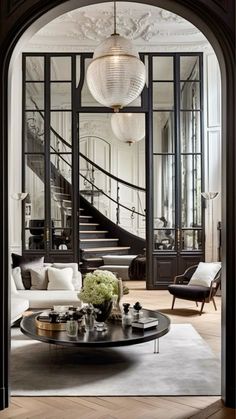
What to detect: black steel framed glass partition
<box><xmin>149</xmin><ymin>53</ymin><xmax>204</xmax><ymax>288</ymax></box>
<box><xmin>22</xmin><ymin>52</ymin><xmax>204</xmax><ymax>287</ymax></box>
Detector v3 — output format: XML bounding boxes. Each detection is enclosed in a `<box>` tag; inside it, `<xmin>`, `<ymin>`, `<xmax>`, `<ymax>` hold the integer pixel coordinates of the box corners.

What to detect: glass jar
<box><xmin>85</xmin><ymin>312</ymin><xmax>95</xmax><ymax>332</ymax></box>
<box><xmin>66</xmin><ymin>319</ymin><xmax>78</xmax><ymax>337</ymax></box>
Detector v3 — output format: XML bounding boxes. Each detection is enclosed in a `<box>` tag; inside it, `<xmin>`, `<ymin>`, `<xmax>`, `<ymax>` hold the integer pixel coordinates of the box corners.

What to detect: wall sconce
<box><xmin>11</xmin><ymin>192</ymin><xmax>28</xmax><ymax>201</ymax></box>
<box><xmin>201</xmin><ymin>191</ymin><xmax>219</xmax><ymax>261</ymax></box>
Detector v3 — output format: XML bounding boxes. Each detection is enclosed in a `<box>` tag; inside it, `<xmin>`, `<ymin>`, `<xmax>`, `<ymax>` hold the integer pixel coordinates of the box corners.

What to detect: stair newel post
<box><xmin>116</xmin><ymin>182</ymin><xmax>120</xmax><ymax>225</ymax></box>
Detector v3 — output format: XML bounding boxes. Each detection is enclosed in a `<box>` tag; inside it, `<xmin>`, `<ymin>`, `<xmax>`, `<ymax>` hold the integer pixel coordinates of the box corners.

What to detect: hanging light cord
<box><xmin>113</xmin><ymin>1</ymin><xmax>117</xmax><ymax>35</ymax></box>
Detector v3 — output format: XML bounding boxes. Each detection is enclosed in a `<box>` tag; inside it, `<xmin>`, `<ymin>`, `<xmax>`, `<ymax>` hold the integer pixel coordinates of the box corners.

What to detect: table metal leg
<box><xmin>154</xmin><ymin>338</ymin><xmax>159</xmax><ymax>354</ymax></box>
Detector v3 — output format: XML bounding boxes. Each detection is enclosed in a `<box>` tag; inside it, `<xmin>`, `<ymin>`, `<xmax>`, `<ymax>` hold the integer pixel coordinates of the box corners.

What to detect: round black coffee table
<box><xmin>20</xmin><ymin>309</ymin><xmax>170</xmax><ymax>353</ymax></box>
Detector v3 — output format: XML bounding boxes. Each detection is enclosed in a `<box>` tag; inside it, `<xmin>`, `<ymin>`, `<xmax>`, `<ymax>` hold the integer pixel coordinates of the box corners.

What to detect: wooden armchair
<box><xmin>168</xmin><ymin>264</ymin><xmax>221</xmax><ymax>315</ymax></box>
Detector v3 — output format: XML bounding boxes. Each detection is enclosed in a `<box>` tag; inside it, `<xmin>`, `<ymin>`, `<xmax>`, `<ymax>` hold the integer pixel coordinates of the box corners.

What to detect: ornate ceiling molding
<box><xmin>25</xmin><ymin>41</ymin><xmax>213</xmax><ymax>53</ymax></box>
<box><xmin>32</xmin><ymin>4</ymin><xmax>206</xmax><ymax>47</ymax></box>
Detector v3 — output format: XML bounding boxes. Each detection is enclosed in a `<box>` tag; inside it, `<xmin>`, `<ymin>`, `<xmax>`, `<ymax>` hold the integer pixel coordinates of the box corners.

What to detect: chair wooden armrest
<box><xmin>174</xmin><ymin>274</ymin><xmax>186</xmax><ymax>284</ymax></box>
<box><xmin>173</xmin><ymin>265</ymin><xmax>199</xmax><ymax>284</ymax></box>
<box><xmin>209</xmin><ymin>270</ymin><xmax>221</xmax><ymax>300</ymax></box>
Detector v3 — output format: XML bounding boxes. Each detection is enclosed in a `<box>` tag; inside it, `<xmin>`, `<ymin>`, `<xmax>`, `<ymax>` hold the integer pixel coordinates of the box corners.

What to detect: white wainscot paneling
<box><xmin>207</xmin><ymin>130</ymin><xmax>221</xmax><ymax>193</ymax></box>
<box><xmin>206</xmin><ymin>54</ymin><xmax>221</xmax><ymax>128</ymax></box>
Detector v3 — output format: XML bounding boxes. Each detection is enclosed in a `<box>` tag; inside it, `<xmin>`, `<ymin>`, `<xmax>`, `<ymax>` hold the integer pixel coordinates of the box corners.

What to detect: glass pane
<box><xmin>25</xmin><ymin>82</ymin><xmax>44</xmax><ymax>110</ymax></box>
<box><xmin>50</xmin><ymin>83</ymin><xmax>71</xmax><ymax>109</ymax></box>
<box><xmin>181</xmin><ymin>155</ymin><xmax>202</xmax><ymax>228</ymax></box>
<box><xmin>25</xmin><ymin>155</ymin><xmax>45</xmax><ymax>249</ymax></box>
<box><xmin>182</xmin><ymin>229</ymin><xmax>202</xmax><ymax>250</ymax></box>
<box><xmin>153</xmin><ymin>82</ymin><xmax>174</xmax><ymax>110</ymax></box>
<box><xmin>180</xmin><ymin>56</ymin><xmax>199</xmax><ymax>80</ymax></box>
<box><xmin>25</xmin><ymin>111</ymin><xmax>44</xmax><ymax>152</ymax></box>
<box><xmin>153</xmin><ymin>155</ymin><xmax>175</xmax><ymax>227</ymax></box>
<box><xmin>181</xmin><ymin>82</ymin><xmax>200</xmax><ymax>110</ymax></box>
<box><xmin>50</xmin><ymin>152</ymin><xmax>72</xmax><ymax>244</ymax></box>
<box><xmin>154</xmin><ymin>229</ymin><xmax>175</xmax><ymax>250</ymax></box>
<box><xmin>153</xmin><ymin>57</ymin><xmax>173</xmax><ymax>80</ymax></box>
<box><xmin>51</xmin><ymin>228</ymin><xmax>72</xmax><ymax>251</ymax></box>
<box><xmin>180</xmin><ymin>111</ymin><xmax>201</xmax><ymax>153</ymax></box>
<box><xmin>25</xmin><ymin>56</ymin><xmax>44</xmax><ymax>81</ymax></box>
<box><xmin>81</xmin><ymin>59</ymin><xmax>103</xmax><ymax>107</ymax></box>
<box><xmin>50</xmin><ymin>153</ymin><xmax>72</xmax><ymax>184</ymax></box>
<box><xmin>76</xmin><ymin>55</ymin><xmax>81</xmax><ymax>87</ymax></box>
<box><xmin>51</xmin><ymin>57</ymin><xmax>71</xmax><ymax>81</ymax></box>
<box><xmin>153</xmin><ymin>112</ymin><xmax>174</xmax><ymax>153</ymax></box>
<box><xmin>50</xmin><ymin>112</ymin><xmax>72</xmax><ymax>152</ymax></box>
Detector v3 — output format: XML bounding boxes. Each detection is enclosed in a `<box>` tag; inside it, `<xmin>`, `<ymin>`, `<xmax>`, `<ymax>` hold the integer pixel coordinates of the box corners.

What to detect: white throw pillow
<box><xmin>52</xmin><ymin>263</ymin><xmax>82</xmax><ymax>291</ymax></box>
<box><xmin>189</xmin><ymin>262</ymin><xmax>221</xmax><ymax>288</ymax></box>
<box><xmin>12</xmin><ymin>267</ymin><xmax>25</xmax><ymax>290</ymax></box>
<box><xmin>47</xmin><ymin>267</ymin><xmax>74</xmax><ymax>290</ymax></box>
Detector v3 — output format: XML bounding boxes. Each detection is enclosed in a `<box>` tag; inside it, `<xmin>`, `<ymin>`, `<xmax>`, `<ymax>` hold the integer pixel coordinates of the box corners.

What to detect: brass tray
<box><xmin>35</xmin><ymin>316</ymin><xmax>66</xmax><ymax>331</ymax></box>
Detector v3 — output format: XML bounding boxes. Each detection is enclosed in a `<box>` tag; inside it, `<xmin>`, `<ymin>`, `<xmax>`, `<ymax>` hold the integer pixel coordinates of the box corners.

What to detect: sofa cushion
<box><xmin>188</xmin><ymin>262</ymin><xmax>221</xmax><ymax>287</ymax></box>
<box><xmin>47</xmin><ymin>267</ymin><xmax>74</xmax><ymax>290</ymax></box>
<box><xmin>16</xmin><ymin>290</ymin><xmax>81</xmax><ymax>309</ymax></box>
<box><xmin>52</xmin><ymin>263</ymin><xmax>82</xmax><ymax>290</ymax></box>
<box><xmin>11</xmin><ymin>274</ymin><xmax>18</xmax><ymax>294</ymax></box>
<box><xmin>168</xmin><ymin>284</ymin><xmax>210</xmax><ymax>301</ymax></box>
<box><xmin>30</xmin><ymin>267</ymin><xmax>49</xmax><ymax>290</ymax></box>
<box><xmin>12</xmin><ymin>253</ymin><xmax>45</xmax><ymax>290</ymax></box>
<box><xmin>12</xmin><ymin>267</ymin><xmax>25</xmax><ymax>290</ymax></box>
<box><xmin>11</xmin><ymin>297</ymin><xmax>29</xmax><ymax>323</ymax></box>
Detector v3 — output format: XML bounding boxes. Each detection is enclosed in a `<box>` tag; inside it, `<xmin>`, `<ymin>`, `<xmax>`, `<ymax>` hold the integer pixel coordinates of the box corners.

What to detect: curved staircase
<box><xmin>25</xmin><ymin>103</ymin><xmax>146</xmax><ymax>275</ymax></box>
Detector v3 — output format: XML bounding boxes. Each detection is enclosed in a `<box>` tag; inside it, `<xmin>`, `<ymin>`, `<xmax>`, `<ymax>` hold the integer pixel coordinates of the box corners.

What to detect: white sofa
<box><xmin>11</xmin><ymin>262</ymin><xmax>82</xmax><ymax>322</ymax></box>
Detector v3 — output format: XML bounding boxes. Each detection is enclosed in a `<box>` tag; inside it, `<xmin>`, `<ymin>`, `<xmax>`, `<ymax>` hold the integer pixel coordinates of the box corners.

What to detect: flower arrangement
<box><xmin>78</xmin><ymin>270</ymin><xmax>119</xmax><ymax>305</ymax></box>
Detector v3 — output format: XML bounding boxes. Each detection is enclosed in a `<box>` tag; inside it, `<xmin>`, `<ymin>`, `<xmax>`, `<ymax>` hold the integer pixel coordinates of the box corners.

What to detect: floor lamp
<box><xmin>201</xmin><ymin>192</ymin><xmax>219</xmax><ymax>261</ymax></box>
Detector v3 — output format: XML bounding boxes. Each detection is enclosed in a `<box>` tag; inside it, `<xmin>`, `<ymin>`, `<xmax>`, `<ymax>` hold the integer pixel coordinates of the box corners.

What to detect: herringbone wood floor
<box><xmin>2</xmin><ymin>283</ymin><xmax>235</xmax><ymax>419</ymax></box>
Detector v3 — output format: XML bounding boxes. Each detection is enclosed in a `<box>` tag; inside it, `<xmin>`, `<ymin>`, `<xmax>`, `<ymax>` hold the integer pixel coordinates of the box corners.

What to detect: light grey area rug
<box><xmin>11</xmin><ymin>324</ymin><xmax>220</xmax><ymax>396</ymax></box>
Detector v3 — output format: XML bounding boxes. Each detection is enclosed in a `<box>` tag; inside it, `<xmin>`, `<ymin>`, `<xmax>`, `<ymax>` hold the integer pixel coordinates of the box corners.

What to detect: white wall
<box><xmin>203</xmin><ymin>52</ymin><xmax>221</xmax><ymax>261</ymax></box>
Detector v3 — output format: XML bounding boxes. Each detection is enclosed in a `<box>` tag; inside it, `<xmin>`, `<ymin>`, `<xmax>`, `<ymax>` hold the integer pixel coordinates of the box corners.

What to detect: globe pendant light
<box><xmin>86</xmin><ymin>1</ymin><xmax>146</xmax><ymax>112</ymax></box>
<box><xmin>111</xmin><ymin>113</ymin><xmax>145</xmax><ymax>145</ymax></box>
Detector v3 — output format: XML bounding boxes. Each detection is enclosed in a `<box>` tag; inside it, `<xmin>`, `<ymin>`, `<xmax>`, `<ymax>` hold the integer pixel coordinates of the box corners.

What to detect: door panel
<box><xmin>151</xmin><ymin>53</ymin><xmax>204</xmax><ymax>289</ymax></box>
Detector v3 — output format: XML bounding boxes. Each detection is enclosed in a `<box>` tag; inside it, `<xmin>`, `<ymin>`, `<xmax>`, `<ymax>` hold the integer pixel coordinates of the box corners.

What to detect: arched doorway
<box><xmin>0</xmin><ymin>0</ymin><xmax>235</xmax><ymax>410</ymax></box>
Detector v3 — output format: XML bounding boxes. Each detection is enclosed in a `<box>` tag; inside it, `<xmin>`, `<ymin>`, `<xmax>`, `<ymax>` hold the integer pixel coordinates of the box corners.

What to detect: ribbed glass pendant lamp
<box><xmin>86</xmin><ymin>1</ymin><xmax>146</xmax><ymax>112</ymax></box>
<box><xmin>111</xmin><ymin>113</ymin><xmax>145</xmax><ymax>145</ymax></box>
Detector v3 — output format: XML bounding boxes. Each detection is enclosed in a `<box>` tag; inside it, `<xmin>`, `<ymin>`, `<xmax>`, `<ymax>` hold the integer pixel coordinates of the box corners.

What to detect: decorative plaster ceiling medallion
<box><xmin>28</xmin><ymin>2</ymin><xmax>208</xmax><ymax>52</ymax></box>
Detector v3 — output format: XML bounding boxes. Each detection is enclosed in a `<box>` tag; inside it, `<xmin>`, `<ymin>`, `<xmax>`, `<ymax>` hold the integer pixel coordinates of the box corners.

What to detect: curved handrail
<box><xmin>80</xmin><ymin>173</ymin><xmax>145</xmax><ymax>217</ymax></box>
<box><xmin>79</xmin><ymin>152</ymin><xmax>145</xmax><ymax>192</ymax></box>
<box><xmin>30</xmin><ymin>98</ymin><xmax>145</xmax><ymax>192</ymax></box>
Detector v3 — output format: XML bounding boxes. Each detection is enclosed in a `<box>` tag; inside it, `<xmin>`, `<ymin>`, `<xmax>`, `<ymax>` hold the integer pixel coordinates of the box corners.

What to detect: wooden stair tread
<box><xmin>83</xmin><ymin>257</ymin><xmax>103</xmax><ymax>262</ymax></box>
<box><xmin>82</xmin><ymin>246</ymin><xmax>131</xmax><ymax>252</ymax></box>
<box><xmin>80</xmin><ymin>230</ymin><xmax>108</xmax><ymax>234</ymax></box>
<box><xmin>79</xmin><ymin>215</ymin><xmax>93</xmax><ymax>218</ymax></box>
<box><xmin>80</xmin><ymin>223</ymin><xmax>99</xmax><ymax>226</ymax></box>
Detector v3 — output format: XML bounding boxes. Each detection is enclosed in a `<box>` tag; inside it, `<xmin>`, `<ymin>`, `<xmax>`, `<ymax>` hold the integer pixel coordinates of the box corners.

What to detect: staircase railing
<box><xmin>27</xmin><ymin>99</ymin><xmax>146</xmax><ymax>237</ymax></box>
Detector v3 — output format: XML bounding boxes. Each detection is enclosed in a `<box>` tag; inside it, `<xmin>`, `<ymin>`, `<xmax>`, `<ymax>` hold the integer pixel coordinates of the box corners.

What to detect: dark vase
<box><xmin>93</xmin><ymin>300</ymin><xmax>113</xmax><ymax>322</ymax></box>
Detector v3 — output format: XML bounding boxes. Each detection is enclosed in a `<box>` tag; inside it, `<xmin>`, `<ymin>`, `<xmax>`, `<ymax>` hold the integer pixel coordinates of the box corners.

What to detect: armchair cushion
<box><xmin>188</xmin><ymin>262</ymin><xmax>221</xmax><ymax>288</ymax></box>
<box><xmin>168</xmin><ymin>284</ymin><xmax>210</xmax><ymax>301</ymax></box>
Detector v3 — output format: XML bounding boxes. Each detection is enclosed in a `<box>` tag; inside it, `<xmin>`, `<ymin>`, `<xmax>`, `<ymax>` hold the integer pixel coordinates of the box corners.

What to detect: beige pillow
<box><xmin>30</xmin><ymin>267</ymin><xmax>49</xmax><ymax>290</ymax></box>
<box><xmin>47</xmin><ymin>267</ymin><xmax>74</xmax><ymax>290</ymax></box>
